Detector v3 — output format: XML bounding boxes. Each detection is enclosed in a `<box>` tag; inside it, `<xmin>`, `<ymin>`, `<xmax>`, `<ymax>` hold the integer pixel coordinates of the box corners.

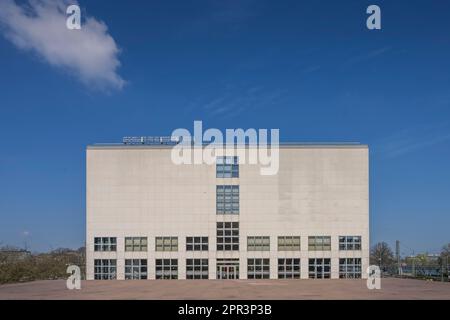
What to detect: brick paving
<box><xmin>0</xmin><ymin>278</ymin><xmax>449</xmax><ymax>300</ymax></box>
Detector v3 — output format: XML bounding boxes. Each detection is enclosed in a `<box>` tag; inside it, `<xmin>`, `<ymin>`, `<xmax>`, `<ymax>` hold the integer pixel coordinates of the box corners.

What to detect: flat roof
<box><xmin>87</xmin><ymin>142</ymin><xmax>368</xmax><ymax>150</ymax></box>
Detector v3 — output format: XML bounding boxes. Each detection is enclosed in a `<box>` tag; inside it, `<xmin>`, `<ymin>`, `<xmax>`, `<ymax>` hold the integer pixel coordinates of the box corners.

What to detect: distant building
<box><xmin>86</xmin><ymin>140</ymin><xmax>369</xmax><ymax>280</ymax></box>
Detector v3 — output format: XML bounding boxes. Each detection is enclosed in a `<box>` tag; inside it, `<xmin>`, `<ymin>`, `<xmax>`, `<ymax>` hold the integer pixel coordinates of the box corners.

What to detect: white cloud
<box><xmin>0</xmin><ymin>0</ymin><xmax>125</xmax><ymax>90</ymax></box>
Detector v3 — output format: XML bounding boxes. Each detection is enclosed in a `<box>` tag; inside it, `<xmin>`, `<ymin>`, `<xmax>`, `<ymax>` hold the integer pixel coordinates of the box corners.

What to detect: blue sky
<box><xmin>0</xmin><ymin>0</ymin><xmax>449</xmax><ymax>254</ymax></box>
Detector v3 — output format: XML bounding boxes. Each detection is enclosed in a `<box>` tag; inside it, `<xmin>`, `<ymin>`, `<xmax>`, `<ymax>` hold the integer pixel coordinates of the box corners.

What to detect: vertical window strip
<box><xmin>216</xmin><ymin>156</ymin><xmax>239</xmax><ymax>178</ymax></box>
<box><xmin>217</xmin><ymin>222</ymin><xmax>239</xmax><ymax>251</ymax></box>
<box><xmin>216</xmin><ymin>185</ymin><xmax>239</xmax><ymax>214</ymax></box>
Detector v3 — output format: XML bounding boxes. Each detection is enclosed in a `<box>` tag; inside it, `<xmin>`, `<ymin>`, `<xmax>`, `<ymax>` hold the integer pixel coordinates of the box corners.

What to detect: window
<box><xmin>247</xmin><ymin>258</ymin><xmax>270</xmax><ymax>279</ymax></box>
<box><xmin>217</xmin><ymin>222</ymin><xmax>239</xmax><ymax>251</ymax></box>
<box><xmin>94</xmin><ymin>237</ymin><xmax>116</xmax><ymax>252</ymax></box>
<box><xmin>247</xmin><ymin>236</ymin><xmax>270</xmax><ymax>251</ymax></box>
<box><xmin>308</xmin><ymin>258</ymin><xmax>331</xmax><ymax>279</ymax></box>
<box><xmin>278</xmin><ymin>258</ymin><xmax>300</xmax><ymax>279</ymax></box>
<box><xmin>278</xmin><ymin>236</ymin><xmax>301</xmax><ymax>251</ymax></box>
<box><xmin>125</xmin><ymin>259</ymin><xmax>147</xmax><ymax>280</ymax></box>
<box><xmin>339</xmin><ymin>258</ymin><xmax>362</xmax><ymax>279</ymax></box>
<box><xmin>94</xmin><ymin>259</ymin><xmax>116</xmax><ymax>280</ymax></box>
<box><xmin>155</xmin><ymin>259</ymin><xmax>178</xmax><ymax>279</ymax></box>
<box><xmin>125</xmin><ymin>237</ymin><xmax>147</xmax><ymax>252</ymax></box>
<box><xmin>216</xmin><ymin>185</ymin><xmax>239</xmax><ymax>214</ymax></box>
<box><xmin>186</xmin><ymin>259</ymin><xmax>209</xmax><ymax>279</ymax></box>
<box><xmin>186</xmin><ymin>237</ymin><xmax>208</xmax><ymax>251</ymax></box>
<box><xmin>155</xmin><ymin>237</ymin><xmax>178</xmax><ymax>252</ymax></box>
<box><xmin>339</xmin><ymin>236</ymin><xmax>361</xmax><ymax>250</ymax></box>
<box><xmin>308</xmin><ymin>236</ymin><xmax>331</xmax><ymax>251</ymax></box>
<box><xmin>216</xmin><ymin>156</ymin><xmax>239</xmax><ymax>178</ymax></box>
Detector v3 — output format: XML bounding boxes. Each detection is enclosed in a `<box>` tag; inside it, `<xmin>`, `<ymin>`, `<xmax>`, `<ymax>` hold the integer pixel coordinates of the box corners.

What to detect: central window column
<box><xmin>215</xmin><ymin>156</ymin><xmax>240</xmax><ymax>279</ymax></box>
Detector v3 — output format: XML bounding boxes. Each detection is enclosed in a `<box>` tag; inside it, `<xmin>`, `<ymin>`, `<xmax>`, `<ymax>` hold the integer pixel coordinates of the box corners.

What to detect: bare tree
<box><xmin>441</xmin><ymin>243</ymin><xmax>450</xmax><ymax>258</ymax></box>
<box><xmin>370</xmin><ymin>242</ymin><xmax>395</xmax><ymax>273</ymax></box>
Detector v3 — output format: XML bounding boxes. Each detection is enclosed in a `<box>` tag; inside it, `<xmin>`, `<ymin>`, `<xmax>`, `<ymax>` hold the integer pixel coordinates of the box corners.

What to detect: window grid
<box><xmin>247</xmin><ymin>236</ymin><xmax>270</xmax><ymax>251</ymax></box>
<box><xmin>339</xmin><ymin>258</ymin><xmax>362</xmax><ymax>279</ymax></box>
<box><xmin>94</xmin><ymin>259</ymin><xmax>116</xmax><ymax>280</ymax></box>
<box><xmin>308</xmin><ymin>236</ymin><xmax>331</xmax><ymax>251</ymax></box>
<box><xmin>339</xmin><ymin>236</ymin><xmax>362</xmax><ymax>250</ymax></box>
<box><xmin>216</xmin><ymin>185</ymin><xmax>239</xmax><ymax>214</ymax></box>
<box><xmin>247</xmin><ymin>258</ymin><xmax>270</xmax><ymax>279</ymax></box>
<box><xmin>216</xmin><ymin>156</ymin><xmax>239</xmax><ymax>178</ymax></box>
<box><xmin>125</xmin><ymin>259</ymin><xmax>147</xmax><ymax>280</ymax></box>
<box><xmin>217</xmin><ymin>222</ymin><xmax>239</xmax><ymax>251</ymax></box>
<box><xmin>278</xmin><ymin>236</ymin><xmax>301</xmax><ymax>251</ymax></box>
<box><xmin>94</xmin><ymin>237</ymin><xmax>117</xmax><ymax>252</ymax></box>
<box><xmin>308</xmin><ymin>258</ymin><xmax>331</xmax><ymax>279</ymax></box>
<box><xmin>155</xmin><ymin>237</ymin><xmax>178</xmax><ymax>252</ymax></box>
<box><xmin>186</xmin><ymin>259</ymin><xmax>209</xmax><ymax>279</ymax></box>
<box><xmin>278</xmin><ymin>258</ymin><xmax>301</xmax><ymax>279</ymax></box>
<box><xmin>155</xmin><ymin>259</ymin><xmax>178</xmax><ymax>279</ymax></box>
<box><xmin>186</xmin><ymin>237</ymin><xmax>208</xmax><ymax>251</ymax></box>
<box><xmin>125</xmin><ymin>237</ymin><xmax>148</xmax><ymax>252</ymax></box>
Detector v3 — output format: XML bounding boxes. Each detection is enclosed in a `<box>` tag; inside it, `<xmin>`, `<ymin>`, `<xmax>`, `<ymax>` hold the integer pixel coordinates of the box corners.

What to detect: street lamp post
<box><xmin>379</xmin><ymin>255</ymin><xmax>382</xmax><ymax>277</ymax></box>
<box><xmin>446</xmin><ymin>255</ymin><xmax>450</xmax><ymax>281</ymax></box>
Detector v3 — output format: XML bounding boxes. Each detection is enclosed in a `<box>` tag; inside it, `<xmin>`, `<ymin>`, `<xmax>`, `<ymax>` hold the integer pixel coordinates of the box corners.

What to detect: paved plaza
<box><xmin>0</xmin><ymin>278</ymin><xmax>449</xmax><ymax>300</ymax></box>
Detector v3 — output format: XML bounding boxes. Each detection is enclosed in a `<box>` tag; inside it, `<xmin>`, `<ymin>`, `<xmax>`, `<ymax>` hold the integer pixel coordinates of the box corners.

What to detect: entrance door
<box><xmin>228</xmin><ymin>266</ymin><xmax>236</xmax><ymax>279</ymax></box>
<box><xmin>217</xmin><ymin>265</ymin><xmax>239</xmax><ymax>279</ymax></box>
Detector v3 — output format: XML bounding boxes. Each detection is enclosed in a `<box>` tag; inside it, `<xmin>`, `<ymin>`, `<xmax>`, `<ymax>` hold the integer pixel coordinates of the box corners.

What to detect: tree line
<box><xmin>370</xmin><ymin>242</ymin><xmax>450</xmax><ymax>279</ymax></box>
<box><xmin>0</xmin><ymin>246</ymin><xmax>85</xmax><ymax>284</ymax></box>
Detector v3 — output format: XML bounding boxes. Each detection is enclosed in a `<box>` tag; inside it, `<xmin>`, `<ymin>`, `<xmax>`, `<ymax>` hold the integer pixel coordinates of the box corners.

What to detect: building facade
<box><xmin>86</xmin><ymin>142</ymin><xmax>369</xmax><ymax>280</ymax></box>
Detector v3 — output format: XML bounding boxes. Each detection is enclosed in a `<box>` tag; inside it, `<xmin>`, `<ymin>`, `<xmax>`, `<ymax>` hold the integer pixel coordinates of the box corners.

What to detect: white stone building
<box><xmin>86</xmin><ymin>141</ymin><xmax>369</xmax><ymax>280</ymax></box>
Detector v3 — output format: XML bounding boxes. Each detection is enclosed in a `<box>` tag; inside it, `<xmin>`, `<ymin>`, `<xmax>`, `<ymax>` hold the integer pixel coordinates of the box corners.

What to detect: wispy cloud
<box><xmin>342</xmin><ymin>46</ymin><xmax>392</xmax><ymax>68</ymax></box>
<box><xmin>208</xmin><ymin>0</ymin><xmax>259</xmax><ymax>23</ymax></box>
<box><xmin>0</xmin><ymin>0</ymin><xmax>125</xmax><ymax>90</ymax></box>
<box><xmin>303</xmin><ymin>65</ymin><xmax>321</xmax><ymax>74</ymax></box>
<box><xmin>374</xmin><ymin>123</ymin><xmax>450</xmax><ymax>159</ymax></box>
<box><xmin>193</xmin><ymin>85</ymin><xmax>286</xmax><ymax>119</ymax></box>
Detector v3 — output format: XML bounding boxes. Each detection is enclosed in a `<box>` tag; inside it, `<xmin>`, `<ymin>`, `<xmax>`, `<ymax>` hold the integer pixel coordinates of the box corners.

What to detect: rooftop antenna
<box><xmin>123</xmin><ymin>136</ymin><xmax>181</xmax><ymax>145</ymax></box>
